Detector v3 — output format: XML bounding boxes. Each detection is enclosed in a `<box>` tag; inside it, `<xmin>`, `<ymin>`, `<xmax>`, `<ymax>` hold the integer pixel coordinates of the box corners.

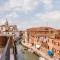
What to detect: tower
<box><xmin>5</xmin><ymin>19</ymin><xmax>8</xmax><ymax>26</ymax></box>
<box><xmin>5</xmin><ymin>19</ymin><xmax>9</xmax><ymax>31</ymax></box>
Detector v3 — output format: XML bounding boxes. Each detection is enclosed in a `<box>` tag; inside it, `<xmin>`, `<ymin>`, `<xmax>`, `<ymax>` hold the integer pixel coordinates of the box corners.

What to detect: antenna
<box><xmin>46</xmin><ymin>21</ymin><xmax>49</xmax><ymax>27</ymax></box>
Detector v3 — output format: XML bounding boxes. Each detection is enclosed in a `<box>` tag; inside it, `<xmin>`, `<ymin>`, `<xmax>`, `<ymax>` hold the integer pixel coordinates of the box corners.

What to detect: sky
<box><xmin>0</xmin><ymin>0</ymin><xmax>60</xmax><ymax>30</ymax></box>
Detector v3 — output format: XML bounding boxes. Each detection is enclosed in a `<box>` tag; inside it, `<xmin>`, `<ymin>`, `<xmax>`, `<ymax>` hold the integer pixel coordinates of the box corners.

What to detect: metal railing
<box><xmin>0</xmin><ymin>36</ymin><xmax>19</xmax><ymax>60</ymax></box>
<box><xmin>0</xmin><ymin>37</ymin><xmax>11</xmax><ymax>60</ymax></box>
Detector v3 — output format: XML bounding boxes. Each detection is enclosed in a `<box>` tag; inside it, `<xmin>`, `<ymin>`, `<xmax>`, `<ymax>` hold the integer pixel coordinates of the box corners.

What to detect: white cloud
<box><xmin>8</xmin><ymin>0</ymin><xmax>23</xmax><ymax>8</ymax></box>
<box><xmin>35</xmin><ymin>11</ymin><xmax>60</xmax><ymax>21</ymax></box>
<box><xmin>0</xmin><ymin>0</ymin><xmax>53</xmax><ymax>14</ymax></box>
<box><xmin>23</xmin><ymin>0</ymin><xmax>38</xmax><ymax>11</ymax></box>
<box><xmin>0</xmin><ymin>0</ymin><xmax>23</xmax><ymax>12</ymax></box>
<box><xmin>0</xmin><ymin>0</ymin><xmax>39</xmax><ymax>13</ymax></box>
<box><xmin>40</xmin><ymin>0</ymin><xmax>53</xmax><ymax>10</ymax></box>
<box><xmin>0</xmin><ymin>0</ymin><xmax>53</xmax><ymax>13</ymax></box>
<box><xmin>6</xmin><ymin>12</ymin><xmax>18</xmax><ymax>18</ymax></box>
<box><xmin>42</xmin><ymin>0</ymin><xmax>52</xmax><ymax>4</ymax></box>
<box><xmin>0</xmin><ymin>0</ymin><xmax>60</xmax><ymax>30</ymax></box>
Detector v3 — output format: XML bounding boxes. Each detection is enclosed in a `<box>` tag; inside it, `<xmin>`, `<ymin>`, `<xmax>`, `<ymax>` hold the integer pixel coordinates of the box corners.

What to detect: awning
<box><xmin>48</xmin><ymin>50</ymin><xmax>54</xmax><ymax>56</ymax></box>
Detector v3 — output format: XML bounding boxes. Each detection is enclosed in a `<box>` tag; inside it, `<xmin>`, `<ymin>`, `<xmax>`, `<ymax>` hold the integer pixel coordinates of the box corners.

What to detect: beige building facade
<box><xmin>24</xmin><ymin>27</ymin><xmax>60</xmax><ymax>58</ymax></box>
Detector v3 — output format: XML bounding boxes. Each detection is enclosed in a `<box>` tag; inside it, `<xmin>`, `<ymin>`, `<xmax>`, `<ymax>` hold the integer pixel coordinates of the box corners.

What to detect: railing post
<box><xmin>13</xmin><ymin>41</ymin><xmax>17</xmax><ymax>60</ymax></box>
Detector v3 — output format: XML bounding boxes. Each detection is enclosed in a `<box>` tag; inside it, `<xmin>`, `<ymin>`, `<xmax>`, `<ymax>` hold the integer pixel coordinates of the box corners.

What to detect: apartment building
<box><xmin>24</xmin><ymin>27</ymin><xmax>60</xmax><ymax>58</ymax></box>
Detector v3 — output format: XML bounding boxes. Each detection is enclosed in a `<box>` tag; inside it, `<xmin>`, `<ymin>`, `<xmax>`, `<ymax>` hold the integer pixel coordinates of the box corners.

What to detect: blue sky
<box><xmin>0</xmin><ymin>0</ymin><xmax>60</xmax><ymax>30</ymax></box>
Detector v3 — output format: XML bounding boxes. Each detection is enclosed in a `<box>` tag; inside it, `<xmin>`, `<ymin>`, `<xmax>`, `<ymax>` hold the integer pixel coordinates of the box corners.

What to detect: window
<box><xmin>59</xmin><ymin>33</ymin><xmax>60</xmax><ymax>35</ymax></box>
<box><xmin>52</xmin><ymin>48</ymin><xmax>56</xmax><ymax>52</ymax></box>
<box><xmin>53</xmin><ymin>42</ymin><xmax>55</xmax><ymax>44</ymax></box>
<box><xmin>8</xmin><ymin>32</ymin><xmax>9</xmax><ymax>34</ymax></box>
<box><xmin>48</xmin><ymin>46</ymin><xmax>49</xmax><ymax>49</ymax></box>
<box><xmin>48</xmin><ymin>39</ymin><xmax>49</xmax><ymax>42</ymax></box>
<box><xmin>46</xmin><ymin>41</ymin><xmax>47</xmax><ymax>43</ymax></box>
<box><xmin>52</xmin><ymin>40</ymin><xmax>54</xmax><ymax>43</ymax></box>
<box><xmin>59</xmin><ymin>51</ymin><xmax>60</xmax><ymax>53</ymax></box>
<box><xmin>37</xmin><ymin>36</ymin><xmax>39</xmax><ymax>42</ymax></box>
<box><xmin>58</xmin><ymin>43</ymin><xmax>60</xmax><ymax>46</ymax></box>
<box><xmin>51</xmin><ymin>30</ymin><xmax>53</xmax><ymax>33</ymax></box>
<box><xmin>45</xmin><ymin>28</ymin><xmax>48</xmax><ymax>30</ymax></box>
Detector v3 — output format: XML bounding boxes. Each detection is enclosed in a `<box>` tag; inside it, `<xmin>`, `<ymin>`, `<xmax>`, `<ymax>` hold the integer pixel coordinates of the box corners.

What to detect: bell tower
<box><xmin>5</xmin><ymin>19</ymin><xmax>8</xmax><ymax>26</ymax></box>
<box><xmin>5</xmin><ymin>19</ymin><xmax>9</xmax><ymax>31</ymax></box>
